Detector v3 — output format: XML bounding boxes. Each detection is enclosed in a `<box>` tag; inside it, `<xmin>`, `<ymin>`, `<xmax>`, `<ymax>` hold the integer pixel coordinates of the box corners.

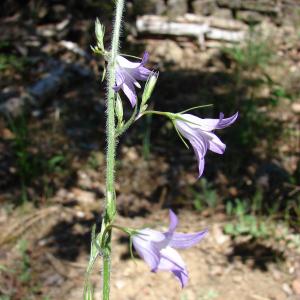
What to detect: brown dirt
<box><xmin>0</xmin><ymin>206</ymin><xmax>299</xmax><ymax>300</ymax></box>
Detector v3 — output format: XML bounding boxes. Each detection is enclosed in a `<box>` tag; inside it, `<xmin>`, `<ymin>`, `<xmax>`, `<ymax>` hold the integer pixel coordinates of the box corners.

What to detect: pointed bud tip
<box><xmin>141</xmin><ymin>71</ymin><xmax>159</xmax><ymax>106</ymax></box>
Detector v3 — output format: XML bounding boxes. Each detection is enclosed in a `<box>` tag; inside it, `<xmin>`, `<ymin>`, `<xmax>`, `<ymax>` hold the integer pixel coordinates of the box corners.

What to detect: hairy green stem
<box><xmin>102</xmin><ymin>0</ymin><xmax>125</xmax><ymax>299</ymax></box>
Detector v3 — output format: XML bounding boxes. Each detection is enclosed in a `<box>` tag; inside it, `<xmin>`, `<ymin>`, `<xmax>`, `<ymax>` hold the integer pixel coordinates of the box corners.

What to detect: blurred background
<box><xmin>0</xmin><ymin>0</ymin><xmax>300</xmax><ymax>299</ymax></box>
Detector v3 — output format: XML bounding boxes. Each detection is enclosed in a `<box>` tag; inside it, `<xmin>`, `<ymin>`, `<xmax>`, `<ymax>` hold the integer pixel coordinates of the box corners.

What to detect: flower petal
<box><xmin>206</xmin><ymin>132</ymin><xmax>226</xmax><ymax>154</ymax></box>
<box><xmin>122</xmin><ymin>79</ymin><xmax>137</xmax><ymax>107</ymax></box>
<box><xmin>130</xmin><ymin>66</ymin><xmax>151</xmax><ymax>81</ymax></box>
<box><xmin>168</xmin><ymin>210</ymin><xmax>178</xmax><ymax>233</ymax></box>
<box><xmin>137</xmin><ymin>228</ymin><xmax>165</xmax><ymax>242</ymax></box>
<box><xmin>117</xmin><ymin>55</ymin><xmax>141</xmax><ymax>69</ymax></box>
<box><xmin>180</xmin><ymin>114</ymin><xmax>219</xmax><ymax>131</ymax></box>
<box><xmin>169</xmin><ymin>229</ymin><xmax>208</xmax><ymax>249</ymax></box>
<box><xmin>116</xmin><ymin>52</ymin><xmax>149</xmax><ymax>69</ymax></box>
<box><xmin>190</xmin><ymin>137</ymin><xmax>208</xmax><ymax>178</ymax></box>
<box><xmin>141</xmin><ymin>51</ymin><xmax>149</xmax><ymax>66</ymax></box>
<box><xmin>157</xmin><ymin>246</ymin><xmax>189</xmax><ymax>288</ymax></box>
<box><xmin>114</xmin><ymin>53</ymin><xmax>152</xmax><ymax>107</ymax></box>
<box><xmin>132</xmin><ymin>230</ymin><xmax>163</xmax><ymax>271</ymax></box>
<box><xmin>113</xmin><ymin>68</ymin><xmax>125</xmax><ymax>91</ymax></box>
<box><xmin>215</xmin><ymin>112</ymin><xmax>238</xmax><ymax>129</ymax></box>
<box><xmin>179</xmin><ymin>112</ymin><xmax>238</xmax><ymax>132</ymax></box>
<box><xmin>158</xmin><ymin>210</ymin><xmax>179</xmax><ymax>249</ymax></box>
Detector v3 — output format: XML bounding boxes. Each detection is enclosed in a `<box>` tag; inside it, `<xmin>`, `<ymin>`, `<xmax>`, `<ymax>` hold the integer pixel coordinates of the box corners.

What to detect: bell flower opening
<box><xmin>174</xmin><ymin>112</ymin><xmax>238</xmax><ymax>178</ymax></box>
<box><xmin>132</xmin><ymin>210</ymin><xmax>207</xmax><ymax>288</ymax></box>
<box><xmin>113</xmin><ymin>52</ymin><xmax>152</xmax><ymax>107</ymax></box>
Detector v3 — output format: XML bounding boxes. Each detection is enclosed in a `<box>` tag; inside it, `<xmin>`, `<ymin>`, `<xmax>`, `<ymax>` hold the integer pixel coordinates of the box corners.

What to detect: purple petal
<box><xmin>132</xmin><ymin>229</ymin><xmax>163</xmax><ymax>271</ymax></box>
<box><xmin>180</xmin><ymin>114</ymin><xmax>220</xmax><ymax>131</ymax></box>
<box><xmin>206</xmin><ymin>132</ymin><xmax>226</xmax><ymax>154</ymax></box>
<box><xmin>215</xmin><ymin>112</ymin><xmax>238</xmax><ymax>129</ymax></box>
<box><xmin>113</xmin><ymin>68</ymin><xmax>125</xmax><ymax>91</ymax></box>
<box><xmin>168</xmin><ymin>210</ymin><xmax>178</xmax><ymax>233</ymax></box>
<box><xmin>138</xmin><ymin>228</ymin><xmax>165</xmax><ymax>242</ymax></box>
<box><xmin>136</xmin><ymin>228</ymin><xmax>168</xmax><ymax>250</ymax></box>
<box><xmin>180</xmin><ymin>112</ymin><xmax>238</xmax><ymax>132</ymax></box>
<box><xmin>114</xmin><ymin>53</ymin><xmax>153</xmax><ymax>107</ymax></box>
<box><xmin>122</xmin><ymin>79</ymin><xmax>137</xmax><ymax>107</ymax></box>
<box><xmin>156</xmin><ymin>246</ymin><xmax>189</xmax><ymax>288</ymax></box>
<box><xmin>153</xmin><ymin>210</ymin><xmax>179</xmax><ymax>250</ymax></box>
<box><xmin>172</xmin><ymin>269</ymin><xmax>189</xmax><ymax>288</ymax></box>
<box><xmin>116</xmin><ymin>52</ymin><xmax>149</xmax><ymax>70</ymax></box>
<box><xmin>141</xmin><ymin>51</ymin><xmax>149</xmax><ymax>66</ymax></box>
<box><xmin>190</xmin><ymin>137</ymin><xmax>208</xmax><ymax>178</ymax></box>
<box><xmin>131</xmin><ymin>66</ymin><xmax>151</xmax><ymax>81</ymax></box>
<box><xmin>169</xmin><ymin>229</ymin><xmax>208</xmax><ymax>249</ymax></box>
<box><xmin>116</xmin><ymin>55</ymin><xmax>141</xmax><ymax>69</ymax></box>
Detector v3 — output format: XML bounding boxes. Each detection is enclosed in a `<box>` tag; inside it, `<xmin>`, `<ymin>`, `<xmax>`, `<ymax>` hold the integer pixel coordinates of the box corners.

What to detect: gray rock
<box><xmin>212</xmin><ymin>8</ymin><xmax>232</xmax><ymax>19</ymax></box>
<box><xmin>28</xmin><ymin>63</ymin><xmax>92</xmax><ymax>106</ymax></box>
<box><xmin>241</xmin><ymin>0</ymin><xmax>279</xmax><ymax>14</ymax></box>
<box><xmin>150</xmin><ymin>40</ymin><xmax>183</xmax><ymax>65</ymax></box>
<box><xmin>29</xmin><ymin>65</ymin><xmax>69</xmax><ymax>104</ymax></box>
<box><xmin>216</xmin><ymin>0</ymin><xmax>242</xmax><ymax>9</ymax></box>
<box><xmin>237</xmin><ymin>10</ymin><xmax>264</xmax><ymax>24</ymax></box>
<box><xmin>0</xmin><ymin>97</ymin><xmax>25</xmax><ymax>117</ymax></box>
<box><xmin>133</xmin><ymin>0</ymin><xmax>166</xmax><ymax>15</ymax></box>
<box><xmin>193</xmin><ymin>0</ymin><xmax>217</xmax><ymax>16</ymax></box>
<box><xmin>167</xmin><ymin>0</ymin><xmax>188</xmax><ymax>18</ymax></box>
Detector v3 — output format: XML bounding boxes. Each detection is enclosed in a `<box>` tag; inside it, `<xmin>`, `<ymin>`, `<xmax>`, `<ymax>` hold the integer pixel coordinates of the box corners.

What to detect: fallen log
<box><xmin>206</xmin><ymin>28</ymin><xmax>245</xmax><ymax>42</ymax></box>
<box><xmin>136</xmin><ymin>14</ymin><xmax>245</xmax><ymax>45</ymax></box>
<box><xmin>182</xmin><ymin>13</ymin><xmax>246</xmax><ymax>30</ymax></box>
<box><xmin>136</xmin><ymin>15</ymin><xmax>209</xmax><ymax>46</ymax></box>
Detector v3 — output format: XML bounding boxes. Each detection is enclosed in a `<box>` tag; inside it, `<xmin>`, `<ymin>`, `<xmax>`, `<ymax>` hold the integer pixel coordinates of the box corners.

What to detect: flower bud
<box><xmin>115</xmin><ymin>95</ymin><xmax>124</xmax><ymax>126</ymax></box>
<box><xmin>94</xmin><ymin>18</ymin><xmax>105</xmax><ymax>53</ymax></box>
<box><xmin>141</xmin><ymin>72</ymin><xmax>159</xmax><ymax>110</ymax></box>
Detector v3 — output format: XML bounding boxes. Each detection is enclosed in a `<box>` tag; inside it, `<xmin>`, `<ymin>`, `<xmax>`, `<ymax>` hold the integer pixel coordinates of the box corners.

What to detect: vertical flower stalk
<box><xmin>102</xmin><ymin>0</ymin><xmax>125</xmax><ymax>299</ymax></box>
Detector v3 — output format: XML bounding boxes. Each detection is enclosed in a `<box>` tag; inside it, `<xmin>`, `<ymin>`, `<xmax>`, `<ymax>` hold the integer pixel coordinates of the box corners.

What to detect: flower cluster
<box><xmin>90</xmin><ymin>13</ymin><xmax>240</xmax><ymax>299</ymax></box>
<box><xmin>91</xmin><ymin>27</ymin><xmax>239</xmax><ymax>287</ymax></box>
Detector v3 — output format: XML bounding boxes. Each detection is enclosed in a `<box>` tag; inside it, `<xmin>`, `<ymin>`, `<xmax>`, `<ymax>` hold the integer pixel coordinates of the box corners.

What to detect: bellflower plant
<box><xmin>85</xmin><ymin>1</ymin><xmax>238</xmax><ymax>299</ymax></box>
<box><xmin>132</xmin><ymin>210</ymin><xmax>207</xmax><ymax>287</ymax></box>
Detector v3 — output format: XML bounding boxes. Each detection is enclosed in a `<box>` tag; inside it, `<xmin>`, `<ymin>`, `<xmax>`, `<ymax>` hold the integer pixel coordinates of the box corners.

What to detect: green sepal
<box><xmin>86</xmin><ymin>225</ymin><xmax>102</xmax><ymax>272</ymax></box>
<box><xmin>101</xmin><ymin>66</ymin><xmax>106</xmax><ymax>82</ymax></box>
<box><xmin>178</xmin><ymin>104</ymin><xmax>213</xmax><ymax>114</ymax></box>
<box><xmin>129</xmin><ymin>235</ymin><xmax>136</xmax><ymax>263</ymax></box>
<box><xmin>84</xmin><ymin>282</ymin><xmax>94</xmax><ymax>300</ymax></box>
<box><xmin>139</xmin><ymin>104</ymin><xmax>148</xmax><ymax>114</ymax></box>
<box><xmin>172</xmin><ymin>120</ymin><xmax>190</xmax><ymax>149</ymax></box>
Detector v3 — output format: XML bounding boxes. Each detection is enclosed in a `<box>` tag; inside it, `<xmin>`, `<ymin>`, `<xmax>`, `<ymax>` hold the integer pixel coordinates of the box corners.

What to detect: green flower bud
<box><xmin>115</xmin><ymin>95</ymin><xmax>124</xmax><ymax>127</ymax></box>
<box><xmin>94</xmin><ymin>18</ymin><xmax>105</xmax><ymax>54</ymax></box>
<box><xmin>141</xmin><ymin>72</ymin><xmax>159</xmax><ymax>111</ymax></box>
